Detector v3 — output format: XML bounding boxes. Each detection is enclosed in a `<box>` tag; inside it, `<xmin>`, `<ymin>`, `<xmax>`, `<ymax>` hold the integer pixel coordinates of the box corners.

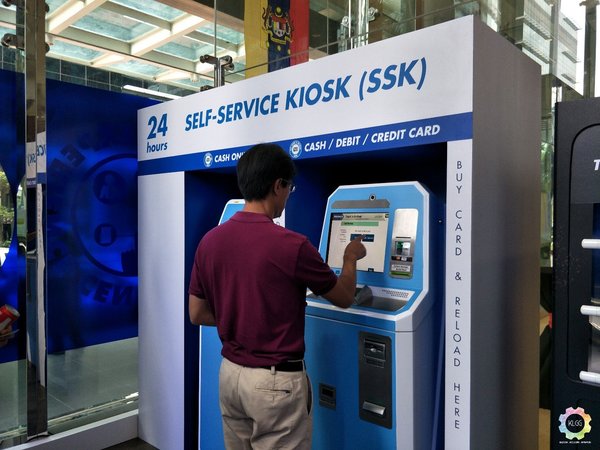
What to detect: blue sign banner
<box><xmin>138</xmin><ymin>112</ymin><xmax>472</xmax><ymax>175</ymax></box>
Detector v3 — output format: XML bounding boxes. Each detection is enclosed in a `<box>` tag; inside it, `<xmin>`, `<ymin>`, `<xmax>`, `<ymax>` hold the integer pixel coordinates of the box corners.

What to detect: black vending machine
<box><xmin>552</xmin><ymin>98</ymin><xmax>600</xmax><ymax>448</ymax></box>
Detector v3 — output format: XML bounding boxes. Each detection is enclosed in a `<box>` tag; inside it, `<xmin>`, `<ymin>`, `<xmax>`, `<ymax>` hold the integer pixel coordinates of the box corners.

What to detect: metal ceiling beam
<box><xmin>52</xmin><ymin>27</ymin><xmax>245</xmax><ymax>84</ymax></box>
<box><xmin>156</xmin><ymin>0</ymin><xmax>243</xmax><ymax>33</ymax></box>
<box><xmin>187</xmin><ymin>30</ymin><xmax>238</xmax><ymax>53</ymax></box>
<box><xmin>130</xmin><ymin>13</ymin><xmax>204</xmax><ymax>55</ymax></box>
<box><xmin>3</xmin><ymin>0</ymin><xmax>248</xmax><ymax>93</ymax></box>
<box><xmin>57</xmin><ymin>26</ymin><xmax>131</xmax><ymax>54</ymax></box>
<box><xmin>0</xmin><ymin>7</ymin><xmax>16</xmax><ymax>26</ymax></box>
<box><xmin>50</xmin><ymin>3</ymin><xmax>238</xmax><ymax>57</ymax></box>
<box><xmin>47</xmin><ymin>0</ymin><xmax>109</xmax><ymax>34</ymax></box>
<box><xmin>51</xmin><ymin>33</ymin><xmax>214</xmax><ymax>86</ymax></box>
<box><xmin>57</xmin><ymin>27</ymin><xmax>201</xmax><ymax>73</ymax></box>
<box><xmin>55</xmin><ymin>29</ymin><xmax>195</xmax><ymax>72</ymax></box>
<box><xmin>143</xmin><ymin>48</ymin><xmax>198</xmax><ymax>71</ymax></box>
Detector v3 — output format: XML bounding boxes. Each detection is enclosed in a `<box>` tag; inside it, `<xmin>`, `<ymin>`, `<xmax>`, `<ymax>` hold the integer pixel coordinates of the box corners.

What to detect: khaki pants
<box><xmin>219</xmin><ymin>357</ymin><xmax>313</xmax><ymax>450</ymax></box>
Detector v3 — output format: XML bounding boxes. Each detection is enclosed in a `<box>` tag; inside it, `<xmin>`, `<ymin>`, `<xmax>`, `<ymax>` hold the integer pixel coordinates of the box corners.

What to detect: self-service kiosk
<box><xmin>137</xmin><ymin>16</ymin><xmax>540</xmax><ymax>450</ymax></box>
<box><xmin>199</xmin><ymin>184</ymin><xmax>440</xmax><ymax>450</ymax></box>
<box><xmin>552</xmin><ymin>98</ymin><xmax>600</xmax><ymax>447</ymax></box>
<box><xmin>305</xmin><ymin>182</ymin><xmax>440</xmax><ymax>449</ymax></box>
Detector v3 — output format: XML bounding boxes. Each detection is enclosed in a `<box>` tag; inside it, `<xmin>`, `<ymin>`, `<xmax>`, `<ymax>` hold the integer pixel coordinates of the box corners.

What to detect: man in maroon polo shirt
<box><xmin>189</xmin><ymin>143</ymin><xmax>366</xmax><ymax>449</ymax></box>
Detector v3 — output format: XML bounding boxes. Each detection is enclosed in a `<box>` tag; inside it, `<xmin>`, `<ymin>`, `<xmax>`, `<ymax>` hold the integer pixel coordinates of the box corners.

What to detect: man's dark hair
<box><xmin>237</xmin><ymin>143</ymin><xmax>296</xmax><ymax>201</ymax></box>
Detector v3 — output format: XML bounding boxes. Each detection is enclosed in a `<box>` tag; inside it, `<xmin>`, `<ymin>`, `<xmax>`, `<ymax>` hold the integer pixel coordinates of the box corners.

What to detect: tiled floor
<box><xmin>0</xmin><ymin>338</ymin><xmax>138</xmax><ymax>441</ymax></box>
<box><xmin>46</xmin><ymin>338</ymin><xmax>138</xmax><ymax>421</ymax></box>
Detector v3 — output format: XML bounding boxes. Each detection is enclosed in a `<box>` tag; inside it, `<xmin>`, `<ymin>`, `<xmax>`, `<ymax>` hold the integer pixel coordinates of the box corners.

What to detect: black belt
<box><xmin>260</xmin><ymin>360</ymin><xmax>304</xmax><ymax>372</ymax></box>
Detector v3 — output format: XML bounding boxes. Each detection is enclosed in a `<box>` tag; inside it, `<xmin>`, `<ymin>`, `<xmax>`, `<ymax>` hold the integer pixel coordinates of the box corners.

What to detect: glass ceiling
<box><xmin>112</xmin><ymin>0</ymin><xmax>185</xmax><ymax>22</ymax></box>
<box><xmin>0</xmin><ymin>1</ymin><xmax>592</xmax><ymax>98</ymax></box>
<box><xmin>72</xmin><ymin>9</ymin><xmax>156</xmax><ymax>42</ymax></box>
<box><xmin>0</xmin><ymin>0</ymin><xmax>246</xmax><ymax>94</ymax></box>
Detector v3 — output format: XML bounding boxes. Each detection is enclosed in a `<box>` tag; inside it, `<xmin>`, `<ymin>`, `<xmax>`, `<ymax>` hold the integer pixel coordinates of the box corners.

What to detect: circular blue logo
<box><xmin>93</xmin><ymin>170</ymin><xmax>126</xmax><ymax>205</ymax></box>
<box><xmin>204</xmin><ymin>152</ymin><xmax>213</xmax><ymax>168</ymax></box>
<box><xmin>72</xmin><ymin>154</ymin><xmax>137</xmax><ymax>276</ymax></box>
<box><xmin>289</xmin><ymin>140</ymin><xmax>302</xmax><ymax>159</ymax></box>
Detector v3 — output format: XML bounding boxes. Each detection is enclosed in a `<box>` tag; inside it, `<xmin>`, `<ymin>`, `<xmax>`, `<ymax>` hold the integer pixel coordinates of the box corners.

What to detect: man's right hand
<box><xmin>343</xmin><ymin>235</ymin><xmax>367</xmax><ymax>262</ymax></box>
<box><xmin>322</xmin><ymin>236</ymin><xmax>367</xmax><ymax>308</ymax></box>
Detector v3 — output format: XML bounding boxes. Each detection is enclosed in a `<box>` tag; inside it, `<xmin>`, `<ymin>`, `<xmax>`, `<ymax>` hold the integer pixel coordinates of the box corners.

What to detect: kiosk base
<box><xmin>305</xmin><ymin>309</ymin><xmax>436</xmax><ymax>450</ymax></box>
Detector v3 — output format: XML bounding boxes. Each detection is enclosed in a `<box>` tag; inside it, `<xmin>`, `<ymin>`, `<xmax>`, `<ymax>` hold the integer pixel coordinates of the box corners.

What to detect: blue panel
<box><xmin>198</xmin><ymin>199</ymin><xmax>243</xmax><ymax>450</ymax></box>
<box><xmin>0</xmin><ymin>70</ymin><xmax>156</xmax><ymax>358</ymax></box>
<box><xmin>45</xmin><ymin>80</ymin><xmax>157</xmax><ymax>353</ymax></box>
<box><xmin>0</xmin><ymin>70</ymin><xmax>24</xmax><ymax>363</ymax></box>
<box><xmin>200</xmin><ymin>326</ymin><xmax>225</xmax><ymax>450</ymax></box>
<box><xmin>305</xmin><ymin>316</ymin><xmax>396</xmax><ymax>449</ymax></box>
<box><xmin>0</xmin><ymin>70</ymin><xmax>24</xmax><ymax>188</ymax></box>
<box><xmin>219</xmin><ymin>200</ymin><xmax>244</xmax><ymax>222</ymax></box>
<box><xmin>184</xmin><ymin>178</ymin><xmax>241</xmax><ymax>449</ymax></box>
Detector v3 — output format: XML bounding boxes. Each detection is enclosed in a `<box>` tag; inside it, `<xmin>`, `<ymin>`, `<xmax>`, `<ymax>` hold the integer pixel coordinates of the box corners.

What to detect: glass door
<box><xmin>0</xmin><ymin>1</ymin><xmax>27</xmax><ymax>447</ymax></box>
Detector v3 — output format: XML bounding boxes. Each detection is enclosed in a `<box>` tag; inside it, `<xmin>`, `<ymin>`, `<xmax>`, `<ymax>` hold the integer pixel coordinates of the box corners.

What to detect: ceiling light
<box><xmin>122</xmin><ymin>84</ymin><xmax>181</xmax><ymax>100</ymax></box>
<box><xmin>131</xmin><ymin>14</ymin><xmax>205</xmax><ymax>56</ymax></box>
<box><xmin>131</xmin><ymin>29</ymin><xmax>170</xmax><ymax>55</ymax></box>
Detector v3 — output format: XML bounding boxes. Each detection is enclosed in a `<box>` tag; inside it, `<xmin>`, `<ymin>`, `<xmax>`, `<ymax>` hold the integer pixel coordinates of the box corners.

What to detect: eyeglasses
<box><xmin>281</xmin><ymin>179</ymin><xmax>296</xmax><ymax>193</ymax></box>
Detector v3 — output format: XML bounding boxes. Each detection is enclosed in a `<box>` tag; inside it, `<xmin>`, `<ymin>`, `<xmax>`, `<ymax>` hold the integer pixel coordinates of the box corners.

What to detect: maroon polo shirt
<box><xmin>189</xmin><ymin>211</ymin><xmax>337</xmax><ymax>367</ymax></box>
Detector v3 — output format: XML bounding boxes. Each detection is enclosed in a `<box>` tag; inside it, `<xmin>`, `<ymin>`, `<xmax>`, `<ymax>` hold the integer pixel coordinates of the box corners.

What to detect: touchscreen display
<box><xmin>326</xmin><ymin>212</ymin><xmax>389</xmax><ymax>272</ymax></box>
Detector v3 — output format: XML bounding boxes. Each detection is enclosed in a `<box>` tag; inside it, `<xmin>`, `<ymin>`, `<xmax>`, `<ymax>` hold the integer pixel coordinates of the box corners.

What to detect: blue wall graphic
<box><xmin>46</xmin><ymin>79</ymin><xmax>156</xmax><ymax>353</ymax></box>
<box><xmin>0</xmin><ymin>69</ymin><xmax>156</xmax><ymax>361</ymax></box>
<box><xmin>0</xmin><ymin>70</ymin><xmax>24</xmax><ymax>364</ymax></box>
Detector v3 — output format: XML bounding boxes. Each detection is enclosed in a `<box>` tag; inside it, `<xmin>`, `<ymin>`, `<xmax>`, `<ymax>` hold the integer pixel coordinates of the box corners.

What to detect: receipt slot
<box><xmin>305</xmin><ymin>182</ymin><xmax>441</xmax><ymax>450</ymax></box>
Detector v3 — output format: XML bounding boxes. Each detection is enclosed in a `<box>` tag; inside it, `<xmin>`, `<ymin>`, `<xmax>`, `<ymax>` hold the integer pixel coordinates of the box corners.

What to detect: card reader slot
<box><xmin>364</xmin><ymin>339</ymin><xmax>386</xmax><ymax>359</ymax></box>
<box><xmin>318</xmin><ymin>383</ymin><xmax>336</xmax><ymax>409</ymax></box>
